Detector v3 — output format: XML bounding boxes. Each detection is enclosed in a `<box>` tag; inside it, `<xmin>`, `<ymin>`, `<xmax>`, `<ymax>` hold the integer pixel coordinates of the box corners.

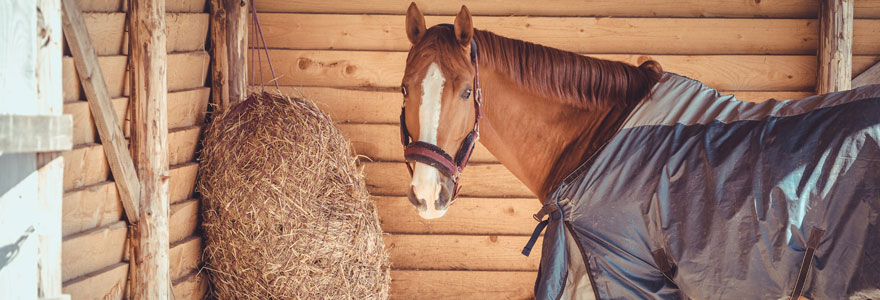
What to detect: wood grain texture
<box><xmin>225</xmin><ymin>0</ymin><xmax>247</xmax><ymax>103</ymax></box>
<box><xmin>390</xmin><ymin>270</ymin><xmax>535</xmax><ymax>300</ymax></box>
<box><xmin>256</xmin><ymin>14</ymin><xmax>880</xmax><ymax>55</ymax></box>
<box><xmin>253</xmin><ymin>0</ymin><xmax>880</xmax><ymax>18</ymax></box>
<box><xmin>210</xmin><ymin>0</ymin><xmax>230</xmax><ymax>108</ymax></box>
<box><xmin>169</xmin><ymin>236</ymin><xmax>202</xmax><ymax>281</ymax></box>
<box><xmin>818</xmin><ymin>0</ymin><xmax>854</xmax><ymax>93</ymax></box>
<box><xmin>61</xmin><ymin>262</ymin><xmax>127</xmax><ymax>300</ymax></box>
<box><xmin>168</xmin><ymin>126</ymin><xmax>201</xmax><ymax>166</ymax></box>
<box><xmin>62</xmin><ymin>181</ymin><xmax>123</xmax><ymax>236</ymax></box>
<box><xmin>74</xmin><ymin>0</ymin><xmax>206</xmax><ymax>12</ymax></box>
<box><xmin>36</xmin><ymin>0</ymin><xmax>66</xmax><ymax>296</ymax></box>
<box><xmin>257</xmin><ymin>50</ymin><xmax>819</xmax><ymax>91</ymax></box>
<box><xmin>364</xmin><ymin>162</ymin><xmax>533</xmax><ymax>197</ymax></box>
<box><xmin>386</xmin><ymin>234</ymin><xmax>539</xmax><ymax>270</ymax></box>
<box><xmin>128</xmin><ymin>0</ymin><xmax>171</xmax><ymax>296</ymax></box>
<box><xmin>63</xmin><ymin>143</ymin><xmax>110</xmax><ymax>190</ymax></box>
<box><xmin>62</xmin><ymin>51</ymin><xmax>210</xmax><ymax>101</ymax></box>
<box><xmin>61</xmin><ymin>221</ymin><xmax>127</xmax><ymax>282</ymax></box>
<box><xmin>376</xmin><ymin>196</ymin><xmax>540</xmax><ymax>235</ymax></box>
<box><xmin>171</xmin><ymin>271</ymin><xmax>208</xmax><ymax>300</ymax></box>
<box><xmin>169</xmin><ymin>199</ymin><xmax>199</xmax><ymax>244</ymax></box>
<box><xmin>853</xmin><ymin>60</ymin><xmax>880</xmax><ymax>88</ymax></box>
<box><xmin>0</xmin><ymin>115</ymin><xmax>73</xmax><ymax>153</ymax></box>
<box><xmin>65</xmin><ymin>13</ymin><xmax>208</xmax><ymax>56</ymax></box>
<box><xmin>62</xmin><ymin>0</ymin><xmax>140</xmax><ymax>221</ymax></box>
<box><xmin>64</xmin><ymin>88</ymin><xmax>209</xmax><ymax>145</ymax></box>
<box><xmin>170</xmin><ymin>163</ymin><xmax>199</xmax><ymax>203</ymax></box>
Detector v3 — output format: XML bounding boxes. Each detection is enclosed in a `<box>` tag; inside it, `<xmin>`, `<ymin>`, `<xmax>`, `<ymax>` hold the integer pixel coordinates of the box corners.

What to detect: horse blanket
<box><xmin>532</xmin><ymin>73</ymin><xmax>880</xmax><ymax>299</ymax></box>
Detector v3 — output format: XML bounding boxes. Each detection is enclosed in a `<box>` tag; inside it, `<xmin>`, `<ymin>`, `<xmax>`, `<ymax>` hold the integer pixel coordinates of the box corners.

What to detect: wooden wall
<box><xmin>250</xmin><ymin>1</ymin><xmax>880</xmax><ymax>299</ymax></box>
<box><xmin>60</xmin><ymin>0</ymin><xmax>209</xmax><ymax>298</ymax></box>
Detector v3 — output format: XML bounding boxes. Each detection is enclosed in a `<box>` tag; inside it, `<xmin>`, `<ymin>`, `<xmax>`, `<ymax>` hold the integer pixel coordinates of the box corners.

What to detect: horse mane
<box><xmin>472</xmin><ymin>29</ymin><xmax>663</xmax><ymax>110</ymax></box>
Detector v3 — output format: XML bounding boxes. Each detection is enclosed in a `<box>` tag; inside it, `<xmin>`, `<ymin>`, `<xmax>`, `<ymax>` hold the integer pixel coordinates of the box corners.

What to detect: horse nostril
<box><xmin>408</xmin><ymin>185</ymin><xmax>427</xmax><ymax>211</ymax></box>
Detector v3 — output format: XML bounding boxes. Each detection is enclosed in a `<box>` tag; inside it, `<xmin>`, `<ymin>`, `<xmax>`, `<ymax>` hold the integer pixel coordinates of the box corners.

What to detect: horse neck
<box><xmin>476</xmin><ymin>66</ymin><xmax>632</xmax><ymax>200</ymax></box>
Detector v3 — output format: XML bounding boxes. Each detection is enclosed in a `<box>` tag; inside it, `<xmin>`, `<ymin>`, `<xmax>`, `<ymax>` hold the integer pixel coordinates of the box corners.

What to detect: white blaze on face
<box><xmin>411</xmin><ymin>62</ymin><xmax>447</xmax><ymax>219</ymax></box>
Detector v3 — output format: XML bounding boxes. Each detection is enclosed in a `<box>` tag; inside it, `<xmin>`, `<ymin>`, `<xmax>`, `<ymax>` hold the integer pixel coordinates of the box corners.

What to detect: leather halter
<box><xmin>399</xmin><ymin>24</ymin><xmax>483</xmax><ymax>202</ymax></box>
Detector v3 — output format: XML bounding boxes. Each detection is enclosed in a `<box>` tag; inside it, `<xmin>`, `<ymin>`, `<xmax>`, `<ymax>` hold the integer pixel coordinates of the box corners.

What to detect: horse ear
<box><xmin>454</xmin><ymin>5</ymin><xmax>474</xmax><ymax>46</ymax></box>
<box><xmin>406</xmin><ymin>2</ymin><xmax>426</xmax><ymax>44</ymax></box>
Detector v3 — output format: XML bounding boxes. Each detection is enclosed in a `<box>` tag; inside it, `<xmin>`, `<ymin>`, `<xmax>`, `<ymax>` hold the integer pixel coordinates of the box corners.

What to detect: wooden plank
<box><xmin>62</xmin><ymin>51</ymin><xmax>210</xmax><ymax>101</ymax></box>
<box><xmin>170</xmin><ymin>163</ymin><xmax>199</xmax><ymax>203</ymax></box>
<box><xmin>128</xmin><ymin>0</ymin><xmax>171</xmax><ymax>295</ymax></box>
<box><xmin>364</xmin><ymin>162</ymin><xmax>533</xmax><ymax>197</ymax></box>
<box><xmin>65</xmin><ymin>88</ymin><xmax>207</xmax><ymax>145</ymax></box>
<box><xmin>64</xmin><ymin>97</ymin><xmax>127</xmax><ymax>146</ymax></box>
<box><xmin>226</xmin><ymin>0</ymin><xmax>248</xmax><ymax>103</ymax></box>
<box><xmin>854</xmin><ymin>55</ymin><xmax>880</xmax><ymax>77</ymax></box>
<box><xmin>390</xmin><ymin>270</ymin><xmax>535</xmax><ymax>300</ymax></box>
<box><xmin>61</xmin><ymin>262</ymin><xmax>127</xmax><ymax>300</ymax></box>
<box><xmin>62</xmin><ymin>143</ymin><xmax>110</xmax><ymax>191</ymax></box>
<box><xmin>339</xmin><ymin>123</ymin><xmax>495</xmax><ymax>162</ymax></box>
<box><xmin>253</xmin><ymin>0</ymin><xmax>880</xmax><ymax>18</ymax></box>
<box><xmin>376</xmin><ymin>196</ymin><xmax>540</xmax><ymax>235</ymax></box>
<box><xmin>62</xmin><ymin>181</ymin><xmax>123</xmax><ymax>236</ymax></box>
<box><xmin>36</xmin><ymin>0</ymin><xmax>67</xmax><ymax>296</ymax></box>
<box><xmin>171</xmin><ymin>271</ymin><xmax>208</xmax><ymax>300</ymax></box>
<box><xmin>169</xmin><ymin>199</ymin><xmax>199</xmax><ymax>244</ymax></box>
<box><xmin>257</xmin><ymin>14</ymin><xmax>870</xmax><ymax>56</ymax></box>
<box><xmin>61</xmin><ymin>221</ymin><xmax>127</xmax><ymax>282</ymax></box>
<box><xmin>65</xmin><ymin>13</ymin><xmax>209</xmax><ymax>55</ymax></box>
<box><xmin>0</xmin><ymin>115</ymin><xmax>73</xmax><ymax>153</ymax></box>
<box><xmin>62</xmin><ymin>0</ymin><xmax>140</xmax><ymax>221</ymax></box>
<box><xmin>278</xmin><ymin>87</ymin><xmax>811</xmax><ymax>124</ymax></box>
<box><xmin>210</xmin><ymin>0</ymin><xmax>230</xmax><ymax>108</ymax></box>
<box><xmin>257</xmin><ymin>50</ymin><xmax>817</xmax><ymax>91</ymax></box>
<box><xmin>387</xmin><ymin>234</ymin><xmax>539</xmax><ymax>270</ymax></box>
<box><xmin>167</xmin><ymin>88</ymin><xmax>210</xmax><ymax>129</ymax></box>
<box><xmin>74</xmin><ymin>0</ymin><xmax>206</xmax><ymax>12</ymax></box>
<box><xmin>817</xmin><ymin>0</ymin><xmax>854</xmax><ymax>94</ymax></box>
<box><xmin>168</xmin><ymin>126</ymin><xmax>201</xmax><ymax>165</ymax></box>
<box><xmin>169</xmin><ymin>236</ymin><xmax>202</xmax><ymax>281</ymax></box>
<box><xmin>726</xmin><ymin>91</ymin><xmax>814</xmax><ymax>102</ymax></box>
<box><xmin>853</xmin><ymin>61</ymin><xmax>880</xmax><ymax>88</ymax></box>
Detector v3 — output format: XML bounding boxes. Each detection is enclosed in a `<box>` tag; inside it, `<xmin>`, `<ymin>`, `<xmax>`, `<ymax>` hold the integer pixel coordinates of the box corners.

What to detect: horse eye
<box><xmin>401</xmin><ymin>85</ymin><xmax>408</xmax><ymax>97</ymax></box>
<box><xmin>461</xmin><ymin>88</ymin><xmax>472</xmax><ymax>99</ymax></box>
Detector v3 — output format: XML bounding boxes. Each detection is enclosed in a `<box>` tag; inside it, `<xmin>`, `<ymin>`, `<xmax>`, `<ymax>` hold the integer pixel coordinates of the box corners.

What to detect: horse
<box><xmin>398</xmin><ymin>3</ymin><xmax>880</xmax><ymax>299</ymax></box>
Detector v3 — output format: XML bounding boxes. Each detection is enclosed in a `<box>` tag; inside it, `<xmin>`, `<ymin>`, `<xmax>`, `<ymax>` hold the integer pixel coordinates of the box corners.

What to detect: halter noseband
<box><xmin>399</xmin><ymin>24</ymin><xmax>483</xmax><ymax>202</ymax></box>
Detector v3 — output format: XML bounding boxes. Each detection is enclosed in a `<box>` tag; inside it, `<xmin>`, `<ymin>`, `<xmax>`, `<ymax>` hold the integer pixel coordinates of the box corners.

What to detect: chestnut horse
<box><xmin>399</xmin><ymin>3</ymin><xmax>880</xmax><ymax>299</ymax></box>
<box><xmin>400</xmin><ymin>5</ymin><xmax>661</xmax><ymax>220</ymax></box>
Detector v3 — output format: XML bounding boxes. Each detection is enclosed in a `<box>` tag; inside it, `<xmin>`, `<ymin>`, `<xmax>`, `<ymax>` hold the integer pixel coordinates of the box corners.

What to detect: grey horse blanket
<box><xmin>532</xmin><ymin>73</ymin><xmax>880</xmax><ymax>299</ymax></box>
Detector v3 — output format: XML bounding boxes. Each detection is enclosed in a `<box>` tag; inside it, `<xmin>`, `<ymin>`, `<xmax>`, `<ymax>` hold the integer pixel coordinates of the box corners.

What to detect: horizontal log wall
<box><xmin>60</xmin><ymin>0</ymin><xmax>209</xmax><ymax>299</ymax></box>
<box><xmin>251</xmin><ymin>1</ymin><xmax>880</xmax><ymax>299</ymax></box>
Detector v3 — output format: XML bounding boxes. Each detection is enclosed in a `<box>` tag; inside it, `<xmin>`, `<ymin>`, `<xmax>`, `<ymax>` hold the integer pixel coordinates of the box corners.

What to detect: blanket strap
<box><xmin>788</xmin><ymin>227</ymin><xmax>824</xmax><ymax>300</ymax></box>
<box><xmin>521</xmin><ymin>202</ymin><xmax>562</xmax><ymax>256</ymax></box>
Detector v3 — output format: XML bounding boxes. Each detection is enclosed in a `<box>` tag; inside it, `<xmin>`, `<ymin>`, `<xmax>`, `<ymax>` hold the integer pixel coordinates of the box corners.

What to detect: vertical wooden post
<box><xmin>226</xmin><ymin>0</ymin><xmax>248</xmax><ymax>104</ymax></box>
<box><xmin>210</xmin><ymin>0</ymin><xmax>230</xmax><ymax>109</ymax></box>
<box><xmin>35</xmin><ymin>0</ymin><xmax>67</xmax><ymax>298</ymax></box>
<box><xmin>129</xmin><ymin>0</ymin><xmax>170</xmax><ymax>298</ymax></box>
<box><xmin>817</xmin><ymin>0</ymin><xmax>853</xmax><ymax>94</ymax></box>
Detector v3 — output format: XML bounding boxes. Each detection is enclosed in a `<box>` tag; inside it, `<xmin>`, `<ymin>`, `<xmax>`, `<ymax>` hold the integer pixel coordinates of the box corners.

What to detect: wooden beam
<box><xmin>0</xmin><ymin>115</ymin><xmax>72</xmax><ymax>153</ymax></box>
<box><xmin>210</xmin><ymin>0</ymin><xmax>230</xmax><ymax>108</ymax></box>
<box><xmin>128</xmin><ymin>0</ymin><xmax>171</xmax><ymax>297</ymax></box>
<box><xmin>853</xmin><ymin>61</ymin><xmax>880</xmax><ymax>88</ymax></box>
<box><xmin>386</xmin><ymin>234</ymin><xmax>540</xmax><ymax>270</ymax></box>
<box><xmin>36</xmin><ymin>0</ymin><xmax>68</xmax><ymax>298</ymax></box>
<box><xmin>817</xmin><ymin>0</ymin><xmax>854</xmax><ymax>94</ymax></box>
<box><xmin>61</xmin><ymin>0</ymin><xmax>140</xmax><ymax>222</ymax></box>
<box><xmin>225</xmin><ymin>0</ymin><xmax>247</xmax><ymax>103</ymax></box>
<box><xmin>390</xmin><ymin>270</ymin><xmax>535</xmax><ymax>300</ymax></box>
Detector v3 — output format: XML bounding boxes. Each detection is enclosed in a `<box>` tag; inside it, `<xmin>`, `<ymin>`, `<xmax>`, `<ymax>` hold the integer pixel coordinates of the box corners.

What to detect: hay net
<box><xmin>199</xmin><ymin>92</ymin><xmax>391</xmax><ymax>299</ymax></box>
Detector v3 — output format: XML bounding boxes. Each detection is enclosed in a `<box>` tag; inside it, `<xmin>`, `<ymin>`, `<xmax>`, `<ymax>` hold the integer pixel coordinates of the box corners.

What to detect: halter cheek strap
<box><xmin>400</xmin><ymin>26</ymin><xmax>483</xmax><ymax>202</ymax></box>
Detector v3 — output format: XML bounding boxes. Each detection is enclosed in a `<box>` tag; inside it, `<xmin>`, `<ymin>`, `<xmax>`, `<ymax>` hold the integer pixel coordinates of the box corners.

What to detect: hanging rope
<box><xmin>248</xmin><ymin>0</ymin><xmax>281</xmax><ymax>93</ymax></box>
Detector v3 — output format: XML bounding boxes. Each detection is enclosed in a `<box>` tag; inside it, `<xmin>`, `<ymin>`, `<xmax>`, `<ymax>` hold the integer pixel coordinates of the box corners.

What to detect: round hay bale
<box><xmin>198</xmin><ymin>92</ymin><xmax>391</xmax><ymax>299</ymax></box>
